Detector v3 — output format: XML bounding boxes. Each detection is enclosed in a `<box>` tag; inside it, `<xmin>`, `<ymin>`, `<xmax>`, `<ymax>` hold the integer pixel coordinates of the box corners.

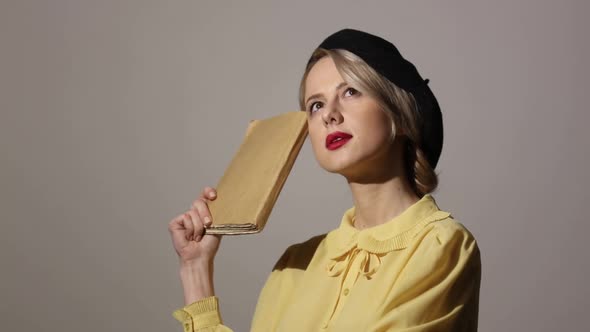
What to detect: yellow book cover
<box><xmin>205</xmin><ymin>111</ymin><xmax>308</xmax><ymax>235</ymax></box>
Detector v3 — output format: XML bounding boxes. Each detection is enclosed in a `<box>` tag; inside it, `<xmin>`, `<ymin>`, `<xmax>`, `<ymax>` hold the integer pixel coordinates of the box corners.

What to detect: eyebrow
<box><xmin>305</xmin><ymin>82</ymin><xmax>348</xmax><ymax>107</ymax></box>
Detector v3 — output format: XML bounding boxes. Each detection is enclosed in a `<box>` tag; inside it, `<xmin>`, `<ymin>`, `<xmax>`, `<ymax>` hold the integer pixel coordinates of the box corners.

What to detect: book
<box><xmin>204</xmin><ymin>111</ymin><xmax>308</xmax><ymax>235</ymax></box>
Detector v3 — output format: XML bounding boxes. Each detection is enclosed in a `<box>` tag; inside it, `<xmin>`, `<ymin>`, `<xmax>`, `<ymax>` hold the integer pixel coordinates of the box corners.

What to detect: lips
<box><xmin>326</xmin><ymin>131</ymin><xmax>353</xmax><ymax>150</ymax></box>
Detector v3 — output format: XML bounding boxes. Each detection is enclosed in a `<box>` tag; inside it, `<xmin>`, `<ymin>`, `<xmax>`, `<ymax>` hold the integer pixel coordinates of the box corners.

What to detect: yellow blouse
<box><xmin>172</xmin><ymin>194</ymin><xmax>481</xmax><ymax>331</ymax></box>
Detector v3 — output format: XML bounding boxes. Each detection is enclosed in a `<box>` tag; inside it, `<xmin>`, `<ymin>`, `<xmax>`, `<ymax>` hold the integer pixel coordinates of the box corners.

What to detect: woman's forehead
<box><xmin>305</xmin><ymin>57</ymin><xmax>346</xmax><ymax>97</ymax></box>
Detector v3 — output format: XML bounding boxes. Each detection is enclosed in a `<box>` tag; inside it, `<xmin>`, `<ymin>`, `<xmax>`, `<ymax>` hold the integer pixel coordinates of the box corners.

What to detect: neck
<box><xmin>348</xmin><ymin>177</ymin><xmax>419</xmax><ymax>230</ymax></box>
<box><xmin>343</xmin><ymin>139</ymin><xmax>420</xmax><ymax>230</ymax></box>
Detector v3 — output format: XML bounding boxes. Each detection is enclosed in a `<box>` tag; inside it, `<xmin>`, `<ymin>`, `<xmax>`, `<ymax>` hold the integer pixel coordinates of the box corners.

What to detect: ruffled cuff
<box><xmin>172</xmin><ymin>296</ymin><xmax>223</xmax><ymax>331</ymax></box>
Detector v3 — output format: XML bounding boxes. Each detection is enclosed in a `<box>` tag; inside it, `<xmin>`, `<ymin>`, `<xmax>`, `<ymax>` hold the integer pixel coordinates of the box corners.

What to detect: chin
<box><xmin>312</xmin><ymin>142</ymin><xmax>374</xmax><ymax>175</ymax></box>
<box><xmin>317</xmin><ymin>156</ymin><xmax>359</xmax><ymax>175</ymax></box>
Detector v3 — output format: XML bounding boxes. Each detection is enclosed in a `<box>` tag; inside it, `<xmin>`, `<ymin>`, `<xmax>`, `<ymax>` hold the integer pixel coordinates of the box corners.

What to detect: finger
<box><xmin>191</xmin><ymin>198</ymin><xmax>213</xmax><ymax>228</ymax></box>
<box><xmin>168</xmin><ymin>213</ymin><xmax>194</xmax><ymax>241</ymax></box>
<box><xmin>200</xmin><ymin>186</ymin><xmax>217</xmax><ymax>201</ymax></box>
<box><xmin>168</xmin><ymin>214</ymin><xmax>190</xmax><ymax>245</ymax></box>
<box><xmin>168</xmin><ymin>213</ymin><xmax>187</xmax><ymax>232</ymax></box>
<box><xmin>187</xmin><ymin>208</ymin><xmax>205</xmax><ymax>242</ymax></box>
<box><xmin>183</xmin><ymin>212</ymin><xmax>195</xmax><ymax>241</ymax></box>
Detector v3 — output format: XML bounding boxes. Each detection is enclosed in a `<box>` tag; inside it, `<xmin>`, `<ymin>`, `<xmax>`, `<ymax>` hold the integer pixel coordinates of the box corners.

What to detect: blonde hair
<box><xmin>299</xmin><ymin>48</ymin><xmax>438</xmax><ymax>197</ymax></box>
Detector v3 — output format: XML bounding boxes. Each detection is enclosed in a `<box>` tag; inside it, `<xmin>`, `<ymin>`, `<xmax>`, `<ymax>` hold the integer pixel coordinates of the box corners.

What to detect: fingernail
<box><xmin>195</xmin><ymin>235</ymin><xmax>202</xmax><ymax>242</ymax></box>
<box><xmin>204</xmin><ymin>216</ymin><xmax>212</xmax><ymax>225</ymax></box>
<box><xmin>209</xmin><ymin>192</ymin><xmax>216</xmax><ymax>198</ymax></box>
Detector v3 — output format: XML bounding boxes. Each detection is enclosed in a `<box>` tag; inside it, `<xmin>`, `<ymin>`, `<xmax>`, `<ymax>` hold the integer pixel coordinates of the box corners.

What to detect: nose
<box><xmin>321</xmin><ymin>100</ymin><xmax>343</xmax><ymax>126</ymax></box>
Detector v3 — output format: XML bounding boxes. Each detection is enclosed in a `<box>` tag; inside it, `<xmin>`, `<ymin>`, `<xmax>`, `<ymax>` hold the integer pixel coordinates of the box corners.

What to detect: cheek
<box><xmin>355</xmin><ymin>127</ymin><xmax>391</xmax><ymax>155</ymax></box>
<box><xmin>307</xmin><ymin>123</ymin><xmax>324</xmax><ymax>152</ymax></box>
<box><xmin>310</xmin><ymin>131</ymin><xmax>325</xmax><ymax>155</ymax></box>
<box><xmin>368</xmin><ymin>110</ymin><xmax>393</xmax><ymax>138</ymax></box>
<box><xmin>351</xmin><ymin>110</ymin><xmax>392</xmax><ymax>142</ymax></box>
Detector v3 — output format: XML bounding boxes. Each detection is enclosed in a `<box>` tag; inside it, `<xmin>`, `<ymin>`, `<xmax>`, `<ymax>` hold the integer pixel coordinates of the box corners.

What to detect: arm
<box><xmin>179</xmin><ymin>261</ymin><xmax>215</xmax><ymax>305</ymax></box>
<box><xmin>174</xmin><ymin>243</ymin><xmax>301</xmax><ymax>332</ymax></box>
<box><xmin>171</xmin><ymin>246</ymin><xmax>234</xmax><ymax>332</ymax></box>
<box><xmin>169</xmin><ymin>187</ymin><xmax>233</xmax><ymax>332</ymax></box>
<box><xmin>369</xmin><ymin>222</ymin><xmax>481</xmax><ymax>332</ymax></box>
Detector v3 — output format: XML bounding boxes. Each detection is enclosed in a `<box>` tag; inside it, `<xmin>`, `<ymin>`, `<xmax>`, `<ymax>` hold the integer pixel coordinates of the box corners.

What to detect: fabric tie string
<box><xmin>326</xmin><ymin>247</ymin><xmax>383</xmax><ymax>280</ymax></box>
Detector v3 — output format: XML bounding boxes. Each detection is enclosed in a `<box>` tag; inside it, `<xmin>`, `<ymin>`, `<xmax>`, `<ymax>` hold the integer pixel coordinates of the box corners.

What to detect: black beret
<box><xmin>309</xmin><ymin>28</ymin><xmax>443</xmax><ymax>169</ymax></box>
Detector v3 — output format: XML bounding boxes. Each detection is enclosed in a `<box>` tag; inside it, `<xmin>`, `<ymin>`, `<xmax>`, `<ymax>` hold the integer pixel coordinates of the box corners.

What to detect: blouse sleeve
<box><xmin>250</xmin><ymin>242</ymin><xmax>305</xmax><ymax>330</ymax></box>
<box><xmin>171</xmin><ymin>235</ymin><xmax>321</xmax><ymax>331</ymax></box>
<box><xmin>172</xmin><ymin>296</ymin><xmax>233</xmax><ymax>332</ymax></box>
<box><xmin>171</xmin><ymin>241</ymin><xmax>306</xmax><ymax>332</ymax></box>
<box><xmin>369</xmin><ymin>222</ymin><xmax>482</xmax><ymax>332</ymax></box>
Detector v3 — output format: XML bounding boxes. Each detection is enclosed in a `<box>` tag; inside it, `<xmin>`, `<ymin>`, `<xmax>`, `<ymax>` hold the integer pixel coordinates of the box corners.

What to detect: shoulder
<box><xmin>429</xmin><ymin>215</ymin><xmax>478</xmax><ymax>246</ymax></box>
<box><xmin>272</xmin><ymin>233</ymin><xmax>328</xmax><ymax>271</ymax></box>
<box><xmin>414</xmin><ymin>214</ymin><xmax>480</xmax><ymax>263</ymax></box>
<box><xmin>400</xmin><ymin>214</ymin><xmax>482</xmax><ymax>284</ymax></box>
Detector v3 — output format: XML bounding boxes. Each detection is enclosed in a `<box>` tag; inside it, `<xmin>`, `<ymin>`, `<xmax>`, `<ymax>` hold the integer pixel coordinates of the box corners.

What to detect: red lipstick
<box><xmin>325</xmin><ymin>131</ymin><xmax>353</xmax><ymax>150</ymax></box>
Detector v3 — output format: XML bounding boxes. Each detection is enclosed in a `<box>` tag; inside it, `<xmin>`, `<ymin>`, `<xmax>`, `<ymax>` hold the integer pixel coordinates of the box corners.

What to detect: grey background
<box><xmin>1</xmin><ymin>0</ymin><xmax>588</xmax><ymax>331</ymax></box>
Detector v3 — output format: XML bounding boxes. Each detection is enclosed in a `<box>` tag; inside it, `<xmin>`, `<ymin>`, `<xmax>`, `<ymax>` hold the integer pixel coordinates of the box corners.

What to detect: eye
<box><xmin>344</xmin><ymin>87</ymin><xmax>359</xmax><ymax>97</ymax></box>
<box><xmin>308</xmin><ymin>101</ymin><xmax>323</xmax><ymax>114</ymax></box>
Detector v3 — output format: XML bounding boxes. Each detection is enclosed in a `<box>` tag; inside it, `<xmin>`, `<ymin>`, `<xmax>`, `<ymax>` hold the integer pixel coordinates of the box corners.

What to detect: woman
<box><xmin>168</xmin><ymin>29</ymin><xmax>481</xmax><ymax>331</ymax></box>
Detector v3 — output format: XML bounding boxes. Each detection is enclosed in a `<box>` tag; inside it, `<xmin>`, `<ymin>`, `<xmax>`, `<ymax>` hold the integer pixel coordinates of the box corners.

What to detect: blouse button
<box><xmin>343</xmin><ymin>288</ymin><xmax>350</xmax><ymax>296</ymax></box>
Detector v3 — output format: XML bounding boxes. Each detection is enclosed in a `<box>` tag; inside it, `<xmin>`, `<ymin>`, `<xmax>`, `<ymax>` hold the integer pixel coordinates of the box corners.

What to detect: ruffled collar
<box><xmin>324</xmin><ymin>194</ymin><xmax>450</xmax><ymax>279</ymax></box>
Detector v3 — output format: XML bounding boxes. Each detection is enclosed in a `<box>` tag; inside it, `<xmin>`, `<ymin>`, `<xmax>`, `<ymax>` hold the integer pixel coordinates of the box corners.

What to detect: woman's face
<box><xmin>303</xmin><ymin>56</ymin><xmax>395</xmax><ymax>178</ymax></box>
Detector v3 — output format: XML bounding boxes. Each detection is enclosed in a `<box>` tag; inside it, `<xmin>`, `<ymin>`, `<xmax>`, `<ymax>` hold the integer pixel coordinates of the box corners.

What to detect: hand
<box><xmin>168</xmin><ymin>186</ymin><xmax>222</xmax><ymax>265</ymax></box>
